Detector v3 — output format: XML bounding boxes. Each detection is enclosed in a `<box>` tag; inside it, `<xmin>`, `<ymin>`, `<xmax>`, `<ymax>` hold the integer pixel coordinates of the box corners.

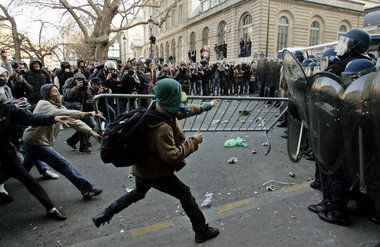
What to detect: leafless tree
<box><xmin>26</xmin><ymin>0</ymin><xmax>178</xmax><ymax>62</ymax></box>
<box><xmin>0</xmin><ymin>1</ymin><xmax>23</xmax><ymax>61</ymax></box>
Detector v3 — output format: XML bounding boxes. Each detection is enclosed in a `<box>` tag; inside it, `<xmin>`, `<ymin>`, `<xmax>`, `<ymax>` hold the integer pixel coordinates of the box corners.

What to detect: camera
<box><xmin>15</xmin><ymin>69</ymin><xmax>25</xmax><ymax>75</ymax></box>
<box><xmin>128</xmin><ymin>70</ymin><xmax>134</xmax><ymax>76</ymax></box>
<box><xmin>112</xmin><ymin>72</ymin><xmax>118</xmax><ymax>79</ymax></box>
<box><xmin>103</xmin><ymin>87</ymin><xmax>110</xmax><ymax>94</ymax></box>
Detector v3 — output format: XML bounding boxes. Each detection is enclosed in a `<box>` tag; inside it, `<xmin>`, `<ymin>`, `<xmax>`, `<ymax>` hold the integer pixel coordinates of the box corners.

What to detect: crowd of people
<box><xmin>1</xmin><ymin>27</ymin><xmax>380</xmax><ymax>244</ymax></box>
<box><xmin>0</xmin><ymin>49</ymin><xmax>228</xmax><ymax>243</ymax></box>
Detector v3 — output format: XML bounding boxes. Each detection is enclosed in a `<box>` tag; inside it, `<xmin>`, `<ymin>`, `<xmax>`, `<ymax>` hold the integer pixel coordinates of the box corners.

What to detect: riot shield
<box><xmin>306</xmin><ymin>72</ymin><xmax>345</xmax><ymax>170</ymax></box>
<box><xmin>282</xmin><ymin>50</ymin><xmax>308</xmax><ymax>126</ymax></box>
<box><xmin>282</xmin><ymin>50</ymin><xmax>308</xmax><ymax>162</ymax></box>
<box><xmin>357</xmin><ymin>71</ymin><xmax>380</xmax><ymax>199</ymax></box>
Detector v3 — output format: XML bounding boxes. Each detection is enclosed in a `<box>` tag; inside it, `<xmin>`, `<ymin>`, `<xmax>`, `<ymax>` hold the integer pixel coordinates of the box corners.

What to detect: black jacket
<box><xmin>25</xmin><ymin>58</ymin><xmax>52</xmax><ymax>106</ymax></box>
<box><xmin>8</xmin><ymin>76</ymin><xmax>32</xmax><ymax>99</ymax></box>
<box><xmin>0</xmin><ymin>102</ymin><xmax>55</xmax><ymax>152</ymax></box>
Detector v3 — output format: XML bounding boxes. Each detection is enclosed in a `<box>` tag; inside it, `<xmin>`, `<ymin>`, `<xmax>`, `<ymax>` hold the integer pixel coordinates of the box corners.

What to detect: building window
<box><xmin>242</xmin><ymin>14</ymin><xmax>252</xmax><ymax>41</ymax></box>
<box><xmin>171</xmin><ymin>40</ymin><xmax>176</xmax><ymax>62</ymax></box>
<box><xmin>218</xmin><ymin>21</ymin><xmax>227</xmax><ymax>44</ymax></box>
<box><xmin>338</xmin><ymin>25</ymin><xmax>347</xmax><ymax>39</ymax></box>
<box><xmin>190</xmin><ymin>32</ymin><xmax>196</xmax><ymax>51</ymax></box>
<box><xmin>160</xmin><ymin>44</ymin><xmax>164</xmax><ymax>59</ymax></box>
<box><xmin>179</xmin><ymin>5</ymin><xmax>183</xmax><ymax>24</ymax></box>
<box><xmin>277</xmin><ymin>16</ymin><xmax>289</xmax><ymax>51</ymax></box>
<box><xmin>165</xmin><ymin>42</ymin><xmax>169</xmax><ymax>59</ymax></box>
<box><xmin>172</xmin><ymin>10</ymin><xmax>176</xmax><ymax>26</ymax></box>
<box><xmin>309</xmin><ymin>21</ymin><xmax>320</xmax><ymax>46</ymax></box>
<box><xmin>202</xmin><ymin>27</ymin><xmax>209</xmax><ymax>46</ymax></box>
<box><xmin>211</xmin><ymin>0</ymin><xmax>219</xmax><ymax>8</ymax></box>
<box><xmin>178</xmin><ymin>37</ymin><xmax>183</xmax><ymax>61</ymax></box>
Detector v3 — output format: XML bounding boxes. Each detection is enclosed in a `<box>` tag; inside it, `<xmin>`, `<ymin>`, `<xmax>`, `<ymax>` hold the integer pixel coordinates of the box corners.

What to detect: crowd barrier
<box><xmin>93</xmin><ymin>94</ymin><xmax>288</xmax><ymax>155</ymax></box>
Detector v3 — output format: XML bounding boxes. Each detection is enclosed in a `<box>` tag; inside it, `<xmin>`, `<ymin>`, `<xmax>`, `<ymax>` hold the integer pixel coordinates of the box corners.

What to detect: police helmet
<box><xmin>293</xmin><ymin>50</ymin><xmax>304</xmax><ymax>62</ymax></box>
<box><xmin>305</xmin><ymin>61</ymin><xmax>318</xmax><ymax>76</ymax></box>
<box><xmin>341</xmin><ymin>59</ymin><xmax>376</xmax><ymax>86</ymax></box>
<box><xmin>320</xmin><ymin>48</ymin><xmax>337</xmax><ymax>71</ymax></box>
<box><xmin>104</xmin><ymin>60</ymin><xmax>117</xmax><ymax>71</ymax></box>
<box><xmin>301</xmin><ymin>58</ymin><xmax>313</xmax><ymax>67</ymax></box>
<box><xmin>308</xmin><ymin>54</ymin><xmax>316</xmax><ymax>59</ymax></box>
<box><xmin>335</xmin><ymin>29</ymin><xmax>371</xmax><ymax>57</ymax></box>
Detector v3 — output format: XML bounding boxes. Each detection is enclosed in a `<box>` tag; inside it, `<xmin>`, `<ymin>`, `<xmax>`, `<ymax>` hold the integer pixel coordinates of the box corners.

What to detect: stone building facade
<box><xmin>136</xmin><ymin>0</ymin><xmax>378</xmax><ymax>62</ymax></box>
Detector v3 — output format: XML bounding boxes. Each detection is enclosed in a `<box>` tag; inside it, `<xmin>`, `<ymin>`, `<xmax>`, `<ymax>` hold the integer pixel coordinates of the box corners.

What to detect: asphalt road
<box><xmin>1</xmin><ymin>126</ymin><xmax>379</xmax><ymax>247</ymax></box>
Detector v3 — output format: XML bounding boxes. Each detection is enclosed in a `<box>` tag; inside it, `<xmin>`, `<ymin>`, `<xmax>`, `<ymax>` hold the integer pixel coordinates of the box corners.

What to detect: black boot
<box><xmin>310</xmin><ymin>179</ymin><xmax>321</xmax><ymax>190</ymax></box>
<box><xmin>195</xmin><ymin>225</ymin><xmax>219</xmax><ymax>244</ymax></box>
<box><xmin>318</xmin><ymin>204</ymin><xmax>349</xmax><ymax>226</ymax></box>
<box><xmin>93</xmin><ymin>209</ymin><xmax>114</xmax><ymax>228</ymax></box>
<box><xmin>308</xmin><ymin>200</ymin><xmax>330</xmax><ymax>214</ymax></box>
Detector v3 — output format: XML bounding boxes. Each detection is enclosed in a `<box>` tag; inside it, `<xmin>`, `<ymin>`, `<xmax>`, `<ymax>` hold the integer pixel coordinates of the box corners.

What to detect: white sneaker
<box><xmin>43</xmin><ymin>170</ymin><xmax>60</xmax><ymax>179</ymax></box>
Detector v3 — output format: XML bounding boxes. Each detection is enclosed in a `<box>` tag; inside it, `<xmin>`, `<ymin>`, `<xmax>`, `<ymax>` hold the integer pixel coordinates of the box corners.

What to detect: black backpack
<box><xmin>100</xmin><ymin>103</ymin><xmax>173</xmax><ymax>167</ymax></box>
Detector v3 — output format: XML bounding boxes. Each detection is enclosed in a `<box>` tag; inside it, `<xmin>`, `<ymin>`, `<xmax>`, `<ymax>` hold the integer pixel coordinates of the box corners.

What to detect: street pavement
<box><xmin>0</xmin><ymin>126</ymin><xmax>379</xmax><ymax>247</ymax></box>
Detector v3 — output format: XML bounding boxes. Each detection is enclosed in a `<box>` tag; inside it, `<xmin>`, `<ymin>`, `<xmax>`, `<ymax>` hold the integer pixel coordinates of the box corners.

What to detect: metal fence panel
<box><xmin>93</xmin><ymin>94</ymin><xmax>288</xmax><ymax>154</ymax></box>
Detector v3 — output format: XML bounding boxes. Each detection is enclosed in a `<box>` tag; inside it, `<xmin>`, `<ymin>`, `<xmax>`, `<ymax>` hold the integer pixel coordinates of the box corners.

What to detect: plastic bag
<box><xmin>200</xmin><ymin>192</ymin><xmax>213</xmax><ymax>208</ymax></box>
<box><xmin>224</xmin><ymin>137</ymin><xmax>248</xmax><ymax>147</ymax></box>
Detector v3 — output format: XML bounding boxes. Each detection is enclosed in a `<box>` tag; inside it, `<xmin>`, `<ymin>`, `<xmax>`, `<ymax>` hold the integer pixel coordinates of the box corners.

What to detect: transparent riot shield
<box><xmin>282</xmin><ymin>50</ymin><xmax>308</xmax><ymax>162</ymax></box>
<box><xmin>344</xmin><ymin>71</ymin><xmax>380</xmax><ymax>199</ymax></box>
<box><xmin>306</xmin><ymin>72</ymin><xmax>345</xmax><ymax>170</ymax></box>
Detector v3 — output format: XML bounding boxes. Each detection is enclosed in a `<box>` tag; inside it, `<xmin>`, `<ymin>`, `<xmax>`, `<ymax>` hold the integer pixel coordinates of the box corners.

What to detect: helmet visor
<box><xmin>335</xmin><ymin>36</ymin><xmax>355</xmax><ymax>56</ymax></box>
<box><xmin>320</xmin><ymin>57</ymin><xmax>329</xmax><ymax>71</ymax></box>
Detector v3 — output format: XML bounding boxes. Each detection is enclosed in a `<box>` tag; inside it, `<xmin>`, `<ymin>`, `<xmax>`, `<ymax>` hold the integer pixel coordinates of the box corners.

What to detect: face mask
<box><xmin>179</xmin><ymin>92</ymin><xmax>190</xmax><ymax>115</ymax></box>
<box><xmin>50</xmin><ymin>94</ymin><xmax>61</xmax><ymax>106</ymax></box>
<box><xmin>0</xmin><ymin>79</ymin><xmax>6</xmax><ymax>87</ymax></box>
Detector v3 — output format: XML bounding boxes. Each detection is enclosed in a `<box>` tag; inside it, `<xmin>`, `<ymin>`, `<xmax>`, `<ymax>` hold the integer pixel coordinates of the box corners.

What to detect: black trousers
<box><xmin>106</xmin><ymin>173</ymin><xmax>206</xmax><ymax>232</ymax></box>
<box><xmin>0</xmin><ymin>149</ymin><xmax>54</xmax><ymax>211</ymax></box>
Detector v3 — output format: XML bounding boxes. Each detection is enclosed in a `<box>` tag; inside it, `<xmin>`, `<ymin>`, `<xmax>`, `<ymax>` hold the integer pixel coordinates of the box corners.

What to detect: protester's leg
<box><xmin>93</xmin><ymin>176</ymin><xmax>151</xmax><ymax>227</ymax></box>
<box><xmin>151</xmin><ymin>173</ymin><xmax>206</xmax><ymax>232</ymax></box>
<box><xmin>4</xmin><ymin>154</ymin><xmax>54</xmax><ymax>210</ymax></box>
<box><xmin>66</xmin><ymin>131</ymin><xmax>80</xmax><ymax>149</ymax></box>
<box><xmin>24</xmin><ymin>143</ymin><xmax>93</xmax><ymax>194</ymax></box>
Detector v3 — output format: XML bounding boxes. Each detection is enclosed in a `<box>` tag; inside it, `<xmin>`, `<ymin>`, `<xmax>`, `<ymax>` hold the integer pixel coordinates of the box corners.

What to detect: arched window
<box><xmin>309</xmin><ymin>21</ymin><xmax>320</xmax><ymax>46</ymax></box>
<box><xmin>242</xmin><ymin>14</ymin><xmax>253</xmax><ymax>41</ymax></box>
<box><xmin>155</xmin><ymin>45</ymin><xmax>159</xmax><ymax>57</ymax></box>
<box><xmin>190</xmin><ymin>32</ymin><xmax>196</xmax><ymax>51</ymax></box>
<box><xmin>338</xmin><ymin>25</ymin><xmax>347</xmax><ymax>39</ymax></box>
<box><xmin>171</xmin><ymin>40</ymin><xmax>176</xmax><ymax>62</ymax></box>
<box><xmin>277</xmin><ymin>16</ymin><xmax>289</xmax><ymax>51</ymax></box>
<box><xmin>178</xmin><ymin>37</ymin><xmax>183</xmax><ymax>61</ymax></box>
<box><xmin>202</xmin><ymin>27</ymin><xmax>209</xmax><ymax>46</ymax></box>
<box><xmin>165</xmin><ymin>42</ymin><xmax>169</xmax><ymax>60</ymax></box>
<box><xmin>218</xmin><ymin>21</ymin><xmax>227</xmax><ymax>44</ymax></box>
<box><xmin>160</xmin><ymin>44</ymin><xmax>164</xmax><ymax>59</ymax></box>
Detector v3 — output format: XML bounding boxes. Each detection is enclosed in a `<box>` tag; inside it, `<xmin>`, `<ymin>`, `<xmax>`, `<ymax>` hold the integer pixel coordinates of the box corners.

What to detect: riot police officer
<box><xmin>309</xmin><ymin>29</ymin><xmax>374</xmax><ymax>226</ymax></box>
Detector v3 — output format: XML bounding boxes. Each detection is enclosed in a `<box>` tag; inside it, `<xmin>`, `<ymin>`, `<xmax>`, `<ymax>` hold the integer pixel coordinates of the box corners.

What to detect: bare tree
<box><xmin>27</xmin><ymin>0</ymin><xmax>177</xmax><ymax>62</ymax></box>
<box><xmin>0</xmin><ymin>1</ymin><xmax>23</xmax><ymax>61</ymax></box>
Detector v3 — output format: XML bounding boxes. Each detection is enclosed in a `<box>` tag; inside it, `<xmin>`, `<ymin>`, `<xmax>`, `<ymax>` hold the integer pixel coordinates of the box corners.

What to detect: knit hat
<box><xmin>154</xmin><ymin>78</ymin><xmax>182</xmax><ymax>115</ymax></box>
<box><xmin>40</xmin><ymin>84</ymin><xmax>58</xmax><ymax>101</ymax></box>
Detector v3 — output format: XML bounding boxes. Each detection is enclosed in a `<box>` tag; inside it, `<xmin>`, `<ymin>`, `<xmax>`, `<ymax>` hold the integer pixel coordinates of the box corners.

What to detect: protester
<box><xmin>92</xmin><ymin>78</ymin><xmax>220</xmax><ymax>244</ymax></box>
<box><xmin>22</xmin><ymin>84</ymin><xmax>103</xmax><ymax>200</ymax></box>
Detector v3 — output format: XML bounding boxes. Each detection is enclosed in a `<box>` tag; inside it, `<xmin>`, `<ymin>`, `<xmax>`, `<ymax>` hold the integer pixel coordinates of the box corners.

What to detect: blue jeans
<box><xmin>22</xmin><ymin>143</ymin><xmax>93</xmax><ymax>194</ymax></box>
<box><xmin>212</xmin><ymin>77</ymin><xmax>220</xmax><ymax>96</ymax></box>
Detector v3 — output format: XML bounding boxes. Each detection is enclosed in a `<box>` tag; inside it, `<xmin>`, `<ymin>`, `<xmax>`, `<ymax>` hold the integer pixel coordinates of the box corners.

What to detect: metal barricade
<box><xmin>93</xmin><ymin>94</ymin><xmax>288</xmax><ymax>155</ymax></box>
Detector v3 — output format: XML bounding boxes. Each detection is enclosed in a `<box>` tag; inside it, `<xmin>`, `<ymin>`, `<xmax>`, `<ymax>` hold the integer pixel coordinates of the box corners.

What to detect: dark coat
<box><xmin>25</xmin><ymin>58</ymin><xmax>51</xmax><ymax>106</ymax></box>
<box><xmin>0</xmin><ymin>102</ymin><xmax>55</xmax><ymax>153</ymax></box>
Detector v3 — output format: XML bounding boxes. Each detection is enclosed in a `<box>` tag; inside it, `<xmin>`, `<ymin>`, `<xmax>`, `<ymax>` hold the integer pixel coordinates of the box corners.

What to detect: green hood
<box><xmin>154</xmin><ymin>78</ymin><xmax>182</xmax><ymax>115</ymax></box>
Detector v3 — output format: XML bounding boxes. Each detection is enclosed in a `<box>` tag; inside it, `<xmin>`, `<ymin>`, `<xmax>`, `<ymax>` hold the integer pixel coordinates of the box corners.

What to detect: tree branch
<box><xmin>59</xmin><ymin>0</ymin><xmax>90</xmax><ymax>40</ymax></box>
